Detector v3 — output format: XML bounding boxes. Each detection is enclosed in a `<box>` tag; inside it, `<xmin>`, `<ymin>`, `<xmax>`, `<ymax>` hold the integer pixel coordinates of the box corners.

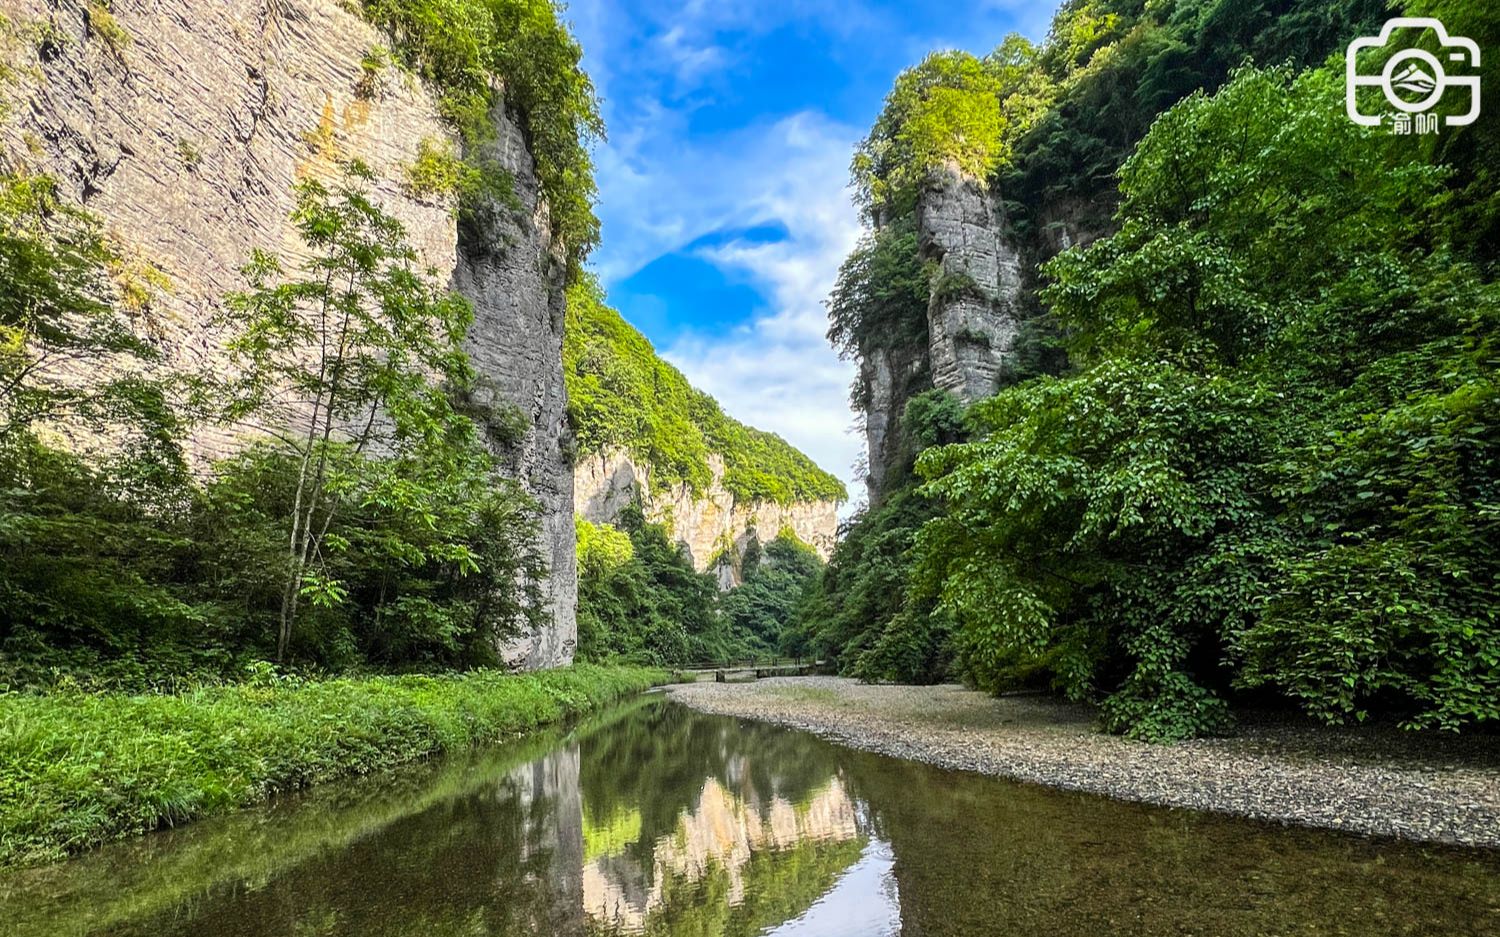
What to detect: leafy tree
<box><xmin>917</xmin><ymin>66</ymin><xmax>1499</xmax><ymax>738</ymax></box>
<box><xmin>853</xmin><ymin>45</ymin><xmax>1053</xmax><ymax>221</ymax></box>
<box><xmin>721</xmin><ymin>530</ymin><xmax>822</xmax><ymax>655</ymax></box>
<box><xmin>188</xmin><ymin>443</ymin><xmax>543</xmax><ymax>669</ymax></box>
<box><xmin>575</xmin><ymin>505</ymin><xmax>731</xmax><ymax>666</ymax></box>
<box><xmin>211</xmin><ymin>163</ymin><xmax>498</xmax><ymax>661</ymax></box>
<box><xmin>785</xmin><ymin>488</ymin><xmax>950</xmax><ymax>682</ymax></box>
<box><xmin>826</xmin><ymin>216</ymin><xmax>929</xmax><ymax>363</ymax></box>
<box><xmin>355</xmin><ymin>0</ymin><xmax>604</xmax><ymax>267</ymax></box>
<box><xmin>0</xmin><ymin>171</ymin><xmax>173</xmax><ymax>448</ymax></box>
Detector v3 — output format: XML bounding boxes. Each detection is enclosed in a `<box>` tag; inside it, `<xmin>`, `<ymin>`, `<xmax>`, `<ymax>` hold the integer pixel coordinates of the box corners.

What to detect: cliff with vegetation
<box><xmin>800</xmin><ymin>0</ymin><xmax>1499</xmax><ymax>741</ymax></box>
<box><xmin>565</xmin><ymin>277</ymin><xmax>843</xmax><ymax>584</ymax></box>
<box><xmin>0</xmin><ymin>0</ymin><xmax>599</xmax><ymax>670</ymax></box>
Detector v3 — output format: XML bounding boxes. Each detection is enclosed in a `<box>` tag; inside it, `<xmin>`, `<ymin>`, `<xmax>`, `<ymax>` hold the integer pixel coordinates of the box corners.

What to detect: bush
<box><xmin>575</xmin><ymin>505</ymin><xmax>735</xmax><ymax>666</ymax></box>
<box><xmin>354</xmin><ymin>0</ymin><xmax>603</xmax><ymax>268</ymax></box>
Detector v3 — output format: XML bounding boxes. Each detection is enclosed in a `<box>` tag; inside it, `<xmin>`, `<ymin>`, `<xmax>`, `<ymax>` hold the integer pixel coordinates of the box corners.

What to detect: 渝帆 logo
<box><xmin>1346</xmin><ymin>17</ymin><xmax>1481</xmax><ymax>133</ymax></box>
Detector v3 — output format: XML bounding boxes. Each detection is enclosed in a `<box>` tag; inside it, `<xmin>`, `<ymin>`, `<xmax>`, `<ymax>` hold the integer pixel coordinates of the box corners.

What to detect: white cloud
<box><xmin>570</xmin><ymin>1</ymin><xmax>1050</xmax><ymax>510</ymax></box>
<box><xmin>584</xmin><ymin>104</ymin><xmax>867</xmax><ymax>504</ymax></box>
<box><xmin>653</xmin><ymin>113</ymin><xmax>866</xmax><ymax>508</ymax></box>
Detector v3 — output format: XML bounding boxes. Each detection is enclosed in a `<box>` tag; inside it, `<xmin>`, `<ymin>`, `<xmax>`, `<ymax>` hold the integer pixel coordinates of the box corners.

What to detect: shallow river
<box><xmin>5</xmin><ymin>695</ymin><xmax>1499</xmax><ymax>936</ymax></box>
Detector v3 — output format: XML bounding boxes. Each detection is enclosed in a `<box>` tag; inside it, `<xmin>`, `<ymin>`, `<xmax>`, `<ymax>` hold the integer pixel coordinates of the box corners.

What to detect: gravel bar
<box><xmin>667</xmin><ymin>677</ymin><xmax>1500</xmax><ymax>849</ymax></box>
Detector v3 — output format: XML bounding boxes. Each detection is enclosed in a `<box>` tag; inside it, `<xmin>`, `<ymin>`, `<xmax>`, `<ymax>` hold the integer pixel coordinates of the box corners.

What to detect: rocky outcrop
<box><xmin>858</xmin><ymin>341</ymin><xmax>929</xmax><ymax>505</ymax></box>
<box><xmin>0</xmin><ymin>0</ymin><xmax>574</xmax><ymax>666</ymax></box>
<box><xmin>917</xmin><ymin>160</ymin><xmax>1022</xmax><ymax>405</ymax></box>
<box><xmin>855</xmin><ymin>162</ymin><xmax>1026</xmax><ymax>504</ymax></box>
<box><xmin>453</xmin><ymin>96</ymin><xmax>577</xmax><ymax>669</ymax></box>
<box><xmin>575</xmin><ymin>449</ymin><xmax>839</xmax><ymax>588</ymax></box>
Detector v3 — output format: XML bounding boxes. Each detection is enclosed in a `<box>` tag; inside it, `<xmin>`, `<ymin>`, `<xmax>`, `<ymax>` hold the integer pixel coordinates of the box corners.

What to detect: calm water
<box><xmin>4</xmin><ymin>695</ymin><xmax>1499</xmax><ymax>937</ymax></box>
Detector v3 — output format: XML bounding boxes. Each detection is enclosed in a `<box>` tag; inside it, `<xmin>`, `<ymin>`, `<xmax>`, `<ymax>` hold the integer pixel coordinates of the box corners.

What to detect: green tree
<box><xmin>213</xmin><ymin>163</ymin><xmax>488</xmax><ymax>661</ymax></box>
<box><xmin>575</xmin><ymin>504</ymin><xmax>730</xmax><ymax>666</ymax></box>
<box><xmin>0</xmin><ymin>171</ymin><xmax>169</xmax><ymax>446</ymax></box>
<box><xmin>918</xmin><ymin>66</ymin><xmax>1498</xmax><ymax>738</ymax></box>
<box><xmin>721</xmin><ymin>530</ymin><xmax>822</xmax><ymax>655</ymax></box>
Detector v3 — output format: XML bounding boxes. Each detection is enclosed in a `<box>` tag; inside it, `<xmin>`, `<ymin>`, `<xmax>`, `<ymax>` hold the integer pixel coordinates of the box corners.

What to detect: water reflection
<box><xmin>2</xmin><ymin>696</ymin><xmax>1498</xmax><ymax>937</ymax></box>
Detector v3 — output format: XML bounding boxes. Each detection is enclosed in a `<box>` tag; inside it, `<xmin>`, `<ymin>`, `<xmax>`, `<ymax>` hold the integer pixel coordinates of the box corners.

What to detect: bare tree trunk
<box><xmin>276</xmin><ymin>272</ymin><xmax>337</xmax><ymax>662</ymax></box>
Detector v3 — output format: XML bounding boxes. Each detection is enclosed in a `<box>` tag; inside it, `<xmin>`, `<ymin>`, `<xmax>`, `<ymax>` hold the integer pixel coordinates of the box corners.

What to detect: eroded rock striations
<box><xmin>917</xmin><ymin>161</ymin><xmax>1022</xmax><ymax>406</ymax></box>
<box><xmin>0</xmin><ymin>0</ymin><xmax>575</xmax><ymax>666</ymax></box>
<box><xmin>575</xmin><ymin>449</ymin><xmax>838</xmax><ymax>589</ymax></box>
<box><xmin>855</xmin><ymin>163</ymin><xmax>1027</xmax><ymax>505</ymax></box>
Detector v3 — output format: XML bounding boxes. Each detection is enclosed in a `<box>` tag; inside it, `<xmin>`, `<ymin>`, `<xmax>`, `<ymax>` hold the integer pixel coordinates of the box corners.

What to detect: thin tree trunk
<box><xmin>277</xmin><ymin>270</ymin><xmax>338</xmax><ymax>662</ymax></box>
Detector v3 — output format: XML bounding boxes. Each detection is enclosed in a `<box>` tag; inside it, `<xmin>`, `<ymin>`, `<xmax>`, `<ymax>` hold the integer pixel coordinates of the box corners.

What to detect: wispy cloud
<box><xmin>567</xmin><ymin>0</ymin><xmax>1045</xmax><ymax>508</ymax></box>
<box><xmin>659</xmin><ymin>113</ymin><xmax>865</xmax><ymax>503</ymax></box>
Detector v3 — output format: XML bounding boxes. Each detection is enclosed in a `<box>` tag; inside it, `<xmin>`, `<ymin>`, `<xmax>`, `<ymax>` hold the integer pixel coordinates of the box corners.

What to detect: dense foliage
<box><xmin>574</xmin><ymin>507</ymin><xmax>733</xmax><ymax>666</ymax></box>
<box><xmin>719</xmin><ymin>530</ymin><xmax>823</xmax><ymax>656</ymax></box>
<box><xmin>786</xmin><ymin>392</ymin><xmax>962</xmax><ymax>682</ymax></box>
<box><xmin>0</xmin><ymin>168</ymin><xmax>546</xmax><ymax>686</ymax></box>
<box><xmin>0</xmin><ymin>664</ymin><xmax>663</xmax><ymax>867</ymax></box>
<box><xmin>355</xmin><ymin>0</ymin><xmax>603</xmax><ymax>267</ymax></box>
<box><xmin>565</xmin><ymin>276</ymin><xmax>846</xmax><ymax>505</ymax></box>
<box><xmin>577</xmin><ymin>512</ymin><xmax>826</xmax><ymax>667</ymax></box>
<box><xmin>810</xmin><ymin>0</ymin><xmax>1497</xmax><ymax>739</ymax></box>
<box><xmin>925</xmin><ymin>66</ymin><xmax>1497</xmax><ymax>739</ymax></box>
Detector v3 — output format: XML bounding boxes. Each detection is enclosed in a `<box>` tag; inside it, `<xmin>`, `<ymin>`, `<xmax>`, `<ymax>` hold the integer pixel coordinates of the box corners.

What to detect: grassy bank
<box><xmin>0</xmin><ymin>664</ymin><xmax>665</xmax><ymax>868</ymax></box>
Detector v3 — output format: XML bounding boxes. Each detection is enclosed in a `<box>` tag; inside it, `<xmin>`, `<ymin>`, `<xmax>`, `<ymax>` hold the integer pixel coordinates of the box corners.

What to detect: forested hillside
<box><xmin>799</xmin><ymin>0</ymin><xmax>1498</xmax><ymax>739</ymax></box>
<box><xmin>565</xmin><ymin>278</ymin><xmax>840</xmax><ymax>667</ymax></box>
<box><xmin>565</xmin><ymin>276</ymin><xmax>846</xmax><ymax>506</ymax></box>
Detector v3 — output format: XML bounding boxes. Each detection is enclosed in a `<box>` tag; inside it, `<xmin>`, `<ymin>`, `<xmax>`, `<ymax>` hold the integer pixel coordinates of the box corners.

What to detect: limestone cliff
<box><xmin>574</xmin><ymin>449</ymin><xmax>838</xmax><ymax>589</ymax></box>
<box><xmin>857</xmin><ymin>163</ymin><xmax>1088</xmax><ymax>504</ymax></box>
<box><xmin>917</xmin><ymin>161</ymin><xmax>1022</xmax><ymax>406</ymax></box>
<box><xmin>0</xmin><ymin>0</ymin><xmax>575</xmax><ymax>666</ymax></box>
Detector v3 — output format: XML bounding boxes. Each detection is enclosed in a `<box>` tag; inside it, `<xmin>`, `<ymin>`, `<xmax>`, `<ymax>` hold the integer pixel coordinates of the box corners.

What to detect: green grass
<box><xmin>0</xmin><ymin>664</ymin><xmax>665</xmax><ymax>868</ymax></box>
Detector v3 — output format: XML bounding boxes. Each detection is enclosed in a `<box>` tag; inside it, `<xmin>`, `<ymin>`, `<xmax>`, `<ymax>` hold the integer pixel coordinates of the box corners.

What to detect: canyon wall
<box><xmin>574</xmin><ymin>449</ymin><xmax>839</xmax><ymax>589</ymax></box>
<box><xmin>917</xmin><ymin>161</ymin><xmax>1023</xmax><ymax>406</ymax></box>
<box><xmin>858</xmin><ymin>165</ymin><xmax>1036</xmax><ymax>504</ymax></box>
<box><xmin>0</xmin><ymin>0</ymin><xmax>575</xmax><ymax>666</ymax></box>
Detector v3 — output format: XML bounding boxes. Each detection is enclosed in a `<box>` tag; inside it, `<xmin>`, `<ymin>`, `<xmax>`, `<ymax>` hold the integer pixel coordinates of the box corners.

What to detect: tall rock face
<box><xmin>453</xmin><ymin>98</ymin><xmax>577</xmax><ymax>669</ymax></box>
<box><xmin>857</xmin><ymin>164</ymin><xmax>1024</xmax><ymax>504</ymax></box>
<box><xmin>917</xmin><ymin>161</ymin><xmax>1022</xmax><ymax>405</ymax></box>
<box><xmin>575</xmin><ymin>450</ymin><xmax>838</xmax><ymax>589</ymax></box>
<box><xmin>0</xmin><ymin>0</ymin><xmax>575</xmax><ymax>667</ymax></box>
<box><xmin>858</xmin><ymin>342</ymin><xmax>928</xmax><ymax>504</ymax></box>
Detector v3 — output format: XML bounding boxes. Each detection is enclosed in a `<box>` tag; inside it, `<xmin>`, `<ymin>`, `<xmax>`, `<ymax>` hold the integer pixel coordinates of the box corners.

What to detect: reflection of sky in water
<box><xmin>764</xmin><ymin>838</ymin><xmax>902</xmax><ymax>937</ymax></box>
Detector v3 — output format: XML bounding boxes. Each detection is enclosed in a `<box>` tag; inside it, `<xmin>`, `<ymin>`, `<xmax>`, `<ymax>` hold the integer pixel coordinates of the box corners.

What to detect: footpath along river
<box><xmin>3</xmin><ymin>693</ymin><xmax>1498</xmax><ymax>936</ymax></box>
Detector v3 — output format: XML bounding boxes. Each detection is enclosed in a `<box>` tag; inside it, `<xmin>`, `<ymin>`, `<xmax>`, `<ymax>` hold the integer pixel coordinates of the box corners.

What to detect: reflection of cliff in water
<box><xmin>12</xmin><ymin>699</ymin><xmax>1499</xmax><ymax>937</ymax></box>
<box><xmin>583</xmin><ymin>777</ymin><xmax>862</xmax><ymax>932</ymax></box>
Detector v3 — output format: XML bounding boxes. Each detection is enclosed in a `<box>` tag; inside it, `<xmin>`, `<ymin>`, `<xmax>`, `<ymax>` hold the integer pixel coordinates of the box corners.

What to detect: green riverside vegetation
<box><xmin>566</xmin><ymin>275</ymin><xmax>846</xmax><ymax>505</ymax></box>
<box><xmin>576</xmin><ymin>508</ymin><xmax>824</xmax><ymax>666</ymax></box>
<box><xmin>799</xmin><ymin>0</ymin><xmax>1499</xmax><ymax>740</ymax></box>
<box><xmin>0</xmin><ymin>664</ymin><xmax>664</xmax><ymax>868</ymax></box>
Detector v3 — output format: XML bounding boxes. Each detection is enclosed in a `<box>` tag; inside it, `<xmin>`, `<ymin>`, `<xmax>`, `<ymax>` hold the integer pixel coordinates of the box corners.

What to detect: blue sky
<box><xmin>567</xmin><ymin>0</ymin><xmax>1054</xmax><ymax>506</ymax></box>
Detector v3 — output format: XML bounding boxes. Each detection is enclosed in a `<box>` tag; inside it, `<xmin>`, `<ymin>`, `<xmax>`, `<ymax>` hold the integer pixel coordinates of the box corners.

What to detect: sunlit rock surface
<box><xmin>0</xmin><ymin>0</ymin><xmax>574</xmax><ymax>666</ymax></box>
<box><xmin>574</xmin><ymin>448</ymin><xmax>839</xmax><ymax>586</ymax></box>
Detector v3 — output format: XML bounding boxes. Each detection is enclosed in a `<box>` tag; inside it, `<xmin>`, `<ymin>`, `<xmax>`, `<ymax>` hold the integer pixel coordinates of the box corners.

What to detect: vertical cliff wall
<box><xmin>454</xmin><ymin>97</ymin><xmax>577</xmax><ymax>668</ymax></box>
<box><xmin>917</xmin><ymin>161</ymin><xmax>1022</xmax><ymax>406</ymax></box>
<box><xmin>856</xmin><ymin>164</ymin><xmax>1026</xmax><ymax>504</ymax></box>
<box><xmin>574</xmin><ymin>450</ymin><xmax>838</xmax><ymax>589</ymax></box>
<box><xmin>0</xmin><ymin>0</ymin><xmax>575</xmax><ymax>666</ymax></box>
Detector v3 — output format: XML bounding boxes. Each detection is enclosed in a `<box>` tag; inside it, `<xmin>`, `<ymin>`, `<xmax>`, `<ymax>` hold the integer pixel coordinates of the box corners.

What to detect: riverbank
<box><xmin>668</xmin><ymin>677</ymin><xmax>1500</xmax><ymax>848</ymax></box>
<box><xmin>0</xmin><ymin>664</ymin><xmax>665</xmax><ymax>868</ymax></box>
